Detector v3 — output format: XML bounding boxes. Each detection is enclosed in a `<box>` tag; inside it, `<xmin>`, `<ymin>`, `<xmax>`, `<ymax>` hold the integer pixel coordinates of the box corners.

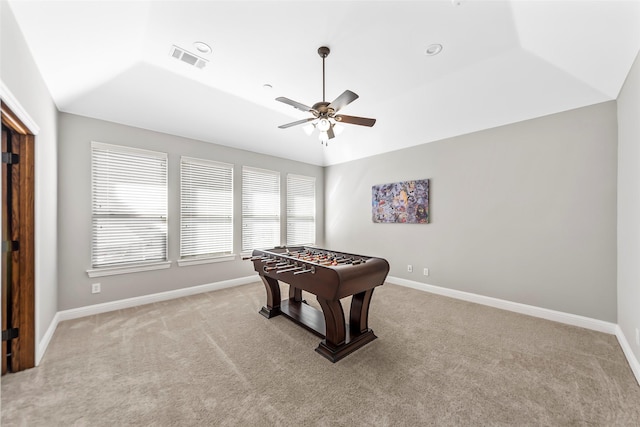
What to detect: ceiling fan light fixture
<box><xmin>317</xmin><ymin>118</ymin><xmax>331</xmax><ymax>132</ymax></box>
<box><xmin>303</xmin><ymin>122</ymin><xmax>316</xmax><ymax>135</ymax></box>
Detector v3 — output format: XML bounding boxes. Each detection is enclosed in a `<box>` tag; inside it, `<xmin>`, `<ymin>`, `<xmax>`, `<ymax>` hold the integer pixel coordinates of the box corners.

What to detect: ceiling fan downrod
<box><xmin>318</xmin><ymin>46</ymin><xmax>330</xmax><ymax>103</ymax></box>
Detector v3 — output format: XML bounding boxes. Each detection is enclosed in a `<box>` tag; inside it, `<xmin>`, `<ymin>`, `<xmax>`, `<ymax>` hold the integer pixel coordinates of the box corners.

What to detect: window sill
<box><xmin>177</xmin><ymin>254</ymin><xmax>237</xmax><ymax>267</ymax></box>
<box><xmin>87</xmin><ymin>261</ymin><xmax>172</xmax><ymax>278</ymax></box>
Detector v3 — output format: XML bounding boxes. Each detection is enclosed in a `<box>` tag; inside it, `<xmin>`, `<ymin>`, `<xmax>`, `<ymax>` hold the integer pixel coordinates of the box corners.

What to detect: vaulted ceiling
<box><xmin>7</xmin><ymin>0</ymin><xmax>640</xmax><ymax>166</ymax></box>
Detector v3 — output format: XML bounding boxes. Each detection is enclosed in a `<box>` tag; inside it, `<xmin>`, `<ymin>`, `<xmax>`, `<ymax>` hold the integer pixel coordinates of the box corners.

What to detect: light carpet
<box><xmin>2</xmin><ymin>282</ymin><xmax>639</xmax><ymax>426</ymax></box>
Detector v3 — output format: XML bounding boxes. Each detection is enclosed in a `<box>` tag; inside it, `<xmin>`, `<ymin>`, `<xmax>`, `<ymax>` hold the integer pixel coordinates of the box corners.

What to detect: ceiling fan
<box><xmin>276</xmin><ymin>46</ymin><xmax>376</xmax><ymax>145</ymax></box>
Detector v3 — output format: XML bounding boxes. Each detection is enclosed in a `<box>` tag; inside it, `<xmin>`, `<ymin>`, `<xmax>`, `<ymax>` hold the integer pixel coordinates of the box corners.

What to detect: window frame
<box><xmin>286</xmin><ymin>173</ymin><xmax>316</xmax><ymax>246</ymax></box>
<box><xmin>178</xmin><ymin>156</ymin><xmax>235</xmax><ymax>267</ymax></box>
<box><xmin>87</xmin><ymin>141</ymin><xmax>170</xmax><ymax>277</ymax></box>
<box><xmin>241</xmin><ymin>166</ymin><xmax>281</xmax><ymax>253</ymax></box>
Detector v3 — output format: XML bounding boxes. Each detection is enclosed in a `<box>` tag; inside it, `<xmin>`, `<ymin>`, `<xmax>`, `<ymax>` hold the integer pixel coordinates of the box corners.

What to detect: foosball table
<box><xmin>248</xmin><ymin>246</ymin><xmax>390</xmax><ymax>362</ymax></box>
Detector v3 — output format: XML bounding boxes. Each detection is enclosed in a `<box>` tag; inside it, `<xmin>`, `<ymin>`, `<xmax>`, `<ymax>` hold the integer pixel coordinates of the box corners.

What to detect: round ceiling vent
<box><xmin>425</xmin><ymin>44</ymin><xmax>443</xmax><ymax>56</ymax></box>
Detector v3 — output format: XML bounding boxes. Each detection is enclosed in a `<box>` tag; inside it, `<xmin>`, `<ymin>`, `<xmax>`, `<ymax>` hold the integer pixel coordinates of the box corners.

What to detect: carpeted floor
<box><xmin>2</xmin><ymin>282</ymin><xmax>639</xmax><ymax>426</ymax></box>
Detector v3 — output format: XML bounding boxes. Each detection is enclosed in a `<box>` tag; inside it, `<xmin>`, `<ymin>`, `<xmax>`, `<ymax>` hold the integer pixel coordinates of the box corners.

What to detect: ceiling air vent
<box><xmin>170</xmin><ymin>45</ymin><xmax>208</xmax><ymax>69</ymax></box>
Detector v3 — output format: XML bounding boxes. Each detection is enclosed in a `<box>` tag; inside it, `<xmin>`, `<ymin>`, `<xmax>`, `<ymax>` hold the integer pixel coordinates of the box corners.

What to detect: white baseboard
<box><xmin>386</xmin><ymin>276</ymin><xmax>640</xmax><ymax>385</ymax></box>
<box><xmin>36</xmin><ymin>311</ymin><xmax>61</xmax><ymax>366</ymax></box>
<box><xmin>35</xmin><ymin>276</ymin><xmax>257</xmax><ymax>364</ymax></box>
<box><xmin>615</xmin><ymin>325</ymin><xmax>640</xmax><ymax>386</ymax></box>
<box><xmin>57</xmin><ymin>276</ymin><xmax>257</xmax><ymax>322</ymax></box>
<box><xmin>387</xmin><ymin>277</ymin><xmax>617</xmax><ymax>333</ymax></box>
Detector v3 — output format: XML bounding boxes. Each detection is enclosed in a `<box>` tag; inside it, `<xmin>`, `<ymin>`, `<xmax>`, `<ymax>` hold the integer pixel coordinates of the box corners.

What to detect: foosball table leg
<box><xmin>259</xmin><ymin>276</ymin><xmax>281</xmax><ymax>319</ymax></box>
<box><xmin>315</xmin><ymin>290</ymin><xmax>378</xmax><ymax>362</ymax></box>
<box><xmin>349</xmin><ymin>288</ymin><xmax>375</xmax><ymax>335</ymax></box>
<box><xmin>288</xmin><ymin>285</ymin><xmax>306</xmax><ymax>304</ymax></box>
<box><xmin>316</xmin><ymin>297</ymin><xmax>347</xmax><ymax>348</ymax></box>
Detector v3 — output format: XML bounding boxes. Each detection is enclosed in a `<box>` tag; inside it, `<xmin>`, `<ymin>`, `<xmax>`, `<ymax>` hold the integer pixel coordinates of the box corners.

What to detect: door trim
<box><xmin>0</xmin><ymin>80</ymin><xmax>40</xmax><ymax>135</ymax></box>
<box><xmin>1</xmin><ymin>100</ymin><xmax>36</xmax><ymax>372</ymax></box>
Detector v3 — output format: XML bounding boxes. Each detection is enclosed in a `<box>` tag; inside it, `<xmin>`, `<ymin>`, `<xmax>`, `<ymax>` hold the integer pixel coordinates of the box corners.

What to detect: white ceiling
<box><xmin>7</xmin><ymin>0</ymin><xmax>640</xmax><ymax>166</ymax></box>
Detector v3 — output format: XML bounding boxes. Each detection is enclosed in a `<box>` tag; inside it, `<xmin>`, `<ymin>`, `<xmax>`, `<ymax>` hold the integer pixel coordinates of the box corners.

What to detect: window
<box><xmin>242</xmin><ymin>166</ymin><xmax>280</xmax><ymax>252</ymax></box>
<box><xmin>287</xmin><ymin>174</ymin><xmax>316</xmax><ymax>246</ymax></box>
<box><xmin>180</xmin><ymin>157</ymin><xmax>233</xmax><ymax>263</ymax></box>
<box><xmin>89</xmin><ymin>142</ymin><xmax>168</xmax><ymax>275</ymax></box>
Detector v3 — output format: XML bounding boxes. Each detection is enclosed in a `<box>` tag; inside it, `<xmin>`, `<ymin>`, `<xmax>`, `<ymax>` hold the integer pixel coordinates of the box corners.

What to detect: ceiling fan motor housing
<box><xmin>312</xmin><ymin>101</ymin><xmax>332</xmax><ymax>117</ymax></box>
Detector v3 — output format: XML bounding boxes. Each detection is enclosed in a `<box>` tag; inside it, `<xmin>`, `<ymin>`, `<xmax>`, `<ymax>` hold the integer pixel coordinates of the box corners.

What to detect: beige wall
<box><xmin>325</xmin><ymin>102</ymin><xmax>618</xmax><ymax>322</ymax></box>
<box><xmin>1</xmin><ymin>0</ymin><xmax>59</xmax><ymax>356</ymax></box>
<box><xmin>57</xmin><ymin>112</ymin><xmax>324</xmax><ymax>310</ymax></box>
<box><xmin>617</xmin><ymin>50</ymin><xmax>640</xmax><ymax>366</ymax></box>
<box><xmin>2</xmin><ymin>0</ymin><xmax>634</xmax><ymax>364</ymax></box>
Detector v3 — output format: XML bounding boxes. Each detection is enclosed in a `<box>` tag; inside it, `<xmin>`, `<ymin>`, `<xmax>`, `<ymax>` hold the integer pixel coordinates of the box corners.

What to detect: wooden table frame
<box><xmin>259</xmin><ymin>275</ymin><xmax>378</xmax><ymax>362</ymax></box>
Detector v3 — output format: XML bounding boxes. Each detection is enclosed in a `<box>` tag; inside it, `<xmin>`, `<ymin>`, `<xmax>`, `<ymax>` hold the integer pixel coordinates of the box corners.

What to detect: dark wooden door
<box><xmin>1</xmin><ymin>103</ymin><xmax>35</xmax><ymax>374</ymax></box>
<box><xmin>2</xmin><ymin>123</ymin><xmax>8</xmax><ymax>375</ymax></box>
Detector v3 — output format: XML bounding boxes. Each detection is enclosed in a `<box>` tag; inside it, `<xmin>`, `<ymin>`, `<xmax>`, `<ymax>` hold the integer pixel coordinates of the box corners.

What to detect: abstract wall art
<box><xmin>372</xmin><ymin>179</ymin><xmax>429</xmax><ymax>224</ymax></box>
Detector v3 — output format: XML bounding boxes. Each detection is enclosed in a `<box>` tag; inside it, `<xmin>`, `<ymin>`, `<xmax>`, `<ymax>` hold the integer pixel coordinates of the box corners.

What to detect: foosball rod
<box><xmin>276</xmin><ymin>266</ymin><xmax>303</xmax><ymax>274</ymax></box>
<box><xmin>243</xmin><ymin>255</ymin><xmax>267</xmax><ymax>261</ymax></box>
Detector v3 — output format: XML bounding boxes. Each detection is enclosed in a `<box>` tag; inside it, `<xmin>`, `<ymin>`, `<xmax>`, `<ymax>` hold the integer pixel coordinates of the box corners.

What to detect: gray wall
<box><xmin>58</xmin><ymin>113</ymin><xmax>324</xmax><ymax>310</ymax></box>
<box><xmin>1</xmin><ymin>0</ymin><xmax>630</xmax><ymax>356</ymax></box>
<box><xmin>617</xmin><ymin>50</ymin><xmax>640</xmax><ymax>365</ymax></box>
<box><xmin>325</xmin><ymin>102</ymin><xmax>618</xmax><ymax>322</ymax></box>
<box><xmin>1</xmin><ymin>1</ymin><xmax>59</xmax><ymax>352</ymax></box>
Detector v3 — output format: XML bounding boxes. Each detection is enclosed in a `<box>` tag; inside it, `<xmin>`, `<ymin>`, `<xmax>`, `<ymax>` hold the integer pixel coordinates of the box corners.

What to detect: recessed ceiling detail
<box><xmin>425</xmin><ymin>44</ymin><xmax>443</xmax><ymax>56</ymax></box>
<box><xmin>6</xmin><ymin>0</ymin><xmax>640</xmax><ymax>167</ymax></box>
<box><xmin>170</xmin><ymin>45</ymin><xmax>208</xmax><ymax>69</ymax></box>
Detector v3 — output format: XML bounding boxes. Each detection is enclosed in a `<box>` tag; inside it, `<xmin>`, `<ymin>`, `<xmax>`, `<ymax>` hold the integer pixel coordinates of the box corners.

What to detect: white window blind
<box><xmin>242</xmin><ymin>166</ymin><xmax>280</xmax><ymax>252</ymax></box>
<box><xmin>91</xmin><ymin>142</ymin><xmax>168</xmax><ymax>269</ymax></box>
<box><xmin>287</xmin><ymin>174</ymin><xmax>316</xmax><ymax>246</ymax></box>
<box><xmin>180</xmin><ymin>157</ymin><xmax>233</xmax><ymax>258</ymax></box>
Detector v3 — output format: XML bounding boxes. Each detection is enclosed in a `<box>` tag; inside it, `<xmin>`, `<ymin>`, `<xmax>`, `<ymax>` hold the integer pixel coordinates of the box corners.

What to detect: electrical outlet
<box><xmin>91</xmin><ymin>283</ymin><xmax>101</xmax><ymax>294</ymax></box>
<box><xmin>636</xmin><ymin>328</ymin><xmax>639</xmax><ymax>346</ymax></box>
<box><xmin>407</xmin><ymin>264</ymin><xmax>413</xmax><ymax>273</ymax></box>
<box><xmin>423</xmin><ymin>268</ymin><xmax>429</xmax><ymax>276</ymax></box>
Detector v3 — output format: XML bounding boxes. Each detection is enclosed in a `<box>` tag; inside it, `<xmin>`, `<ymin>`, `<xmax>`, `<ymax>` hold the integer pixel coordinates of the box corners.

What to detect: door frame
<box><xmin>1</xmin><ymin>101</ymin><xmax>35</xmax><ymax>372</ymax></box>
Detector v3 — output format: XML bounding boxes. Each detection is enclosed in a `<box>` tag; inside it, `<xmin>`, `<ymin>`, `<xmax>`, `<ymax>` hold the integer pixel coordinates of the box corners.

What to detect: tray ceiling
<box><xmin>7</xmin><ymin>0</ymin><xmax>640</xmax><ymax>166</ymax></box>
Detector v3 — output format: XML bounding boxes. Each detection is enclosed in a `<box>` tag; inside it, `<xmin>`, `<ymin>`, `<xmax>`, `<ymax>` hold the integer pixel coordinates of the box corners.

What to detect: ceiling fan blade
<box><xmin>327</xmin><ymin>126</ymin><xmax>335</xmax><ymax>140</ymax></box>
<box><xmin>335</xmin><ymin>114</ymin><xmax>376</xmax><ymax>127</ymax></box>
<box><xmin>328</xmin><ymin>90</ymin><xmax>359</xmax><ymax>113</ymax></box>
<box><xmin>276</xmin><ymin>97</ymin><xmax>313</xmax><ymax>112</ymax></box>
<box><xmin>278</xmin><ymin>117</ymin><xmax>315</xmax><ymax>129</ymax></box>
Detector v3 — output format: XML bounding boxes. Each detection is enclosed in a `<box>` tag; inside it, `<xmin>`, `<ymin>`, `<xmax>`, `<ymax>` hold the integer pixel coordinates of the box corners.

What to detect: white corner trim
<box><xmin>57</xmin><ymin>276</ymin><xmax>257</xmax><ymax>322</ymax></box>
<box><xmin>614</xmin><ymin>325</ymin><xmax>640</xmax><ymax>386</ymax></box>
<box><xmin>36</xmin><ymin>311</ymin><xmax>61</xmax><ymax>366</ymax></box>
<box><xmin>0</xmin><ymin>79</ymin><xmax>41</xmax><ymax>134</ymax></box>
<box><xmin>386</xmin><ymin>276</ymin><xmax>618</xmax><ymax>334</ymax></box>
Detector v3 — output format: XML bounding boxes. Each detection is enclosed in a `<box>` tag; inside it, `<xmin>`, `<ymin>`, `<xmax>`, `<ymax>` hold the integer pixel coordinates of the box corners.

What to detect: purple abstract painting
<box><xmin>372</xmin><ymin>179</ymin><xmax>429</xmax><ymax>224</ymax></box>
